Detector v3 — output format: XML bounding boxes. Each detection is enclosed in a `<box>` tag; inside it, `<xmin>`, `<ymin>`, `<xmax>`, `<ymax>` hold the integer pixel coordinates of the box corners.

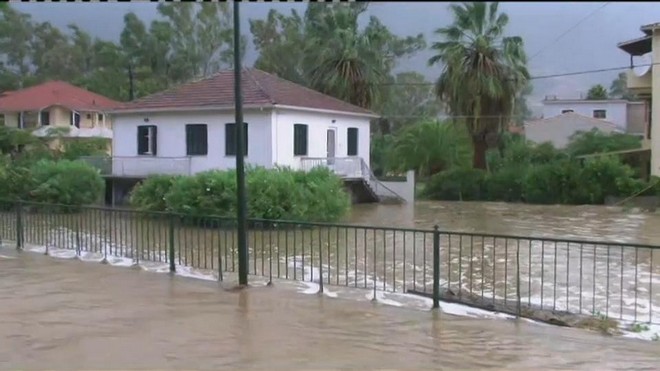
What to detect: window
<box><xmin>347</xmin><ymin>127</ymin><xmax>359</xmax><ymax>156</ymax></box>
<box><xmin>561</xmin><ymin>109</ymin><xmax>574</xmax><ymax>114</ymax></box>
<box><xmin>98</xmin><ymin>113</ymin><xmax>104</xmax><ymax>122</ymax></box>
<box><xmin>40</xmin><ymin>111</ymin><xmax>50</xmax><ymax>126</ymax></box>
<box><xmin>593</xmin><ymin>109</ymin><xmax>607</xmax><ymax>119</ymax></box>
<box><xmin>225</xmin><ymin>122</ymin><xmax>248</xmax><ymax>156</ymax></box>
<box><xmin>137</xmin><ymin>125</ymin><xmax>157</xmax><ymax>155</ymax></box>
<box><xmin>70</xmin><ymin>112</ymin><xmax>81</xmax><ymax>128</ymax></box>
<box><xmin>293</xmin><ymin>124</ymin><xmax>308</xmax><ymax>156</ymax></box>
<box><xmin>86</xmin><ymin>113</ymin><xmax>92</xmax><ymax>120</ymax></box>
<box><xmin>186</xmin><ymin>124</ymin><xmax>208</xmax><ymax>156</ymax></box>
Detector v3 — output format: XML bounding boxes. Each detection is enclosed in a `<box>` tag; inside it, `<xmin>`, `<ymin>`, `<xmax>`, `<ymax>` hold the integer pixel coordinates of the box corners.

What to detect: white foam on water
<box><xmin>0</xmin><ymin>254</ymin><xmax>15</xmax><ymax>259</ymax></box>
<box><xmin>6</xmin><ymin>227</ymin><xmax>660</xmax><ymax>342</ymax></box>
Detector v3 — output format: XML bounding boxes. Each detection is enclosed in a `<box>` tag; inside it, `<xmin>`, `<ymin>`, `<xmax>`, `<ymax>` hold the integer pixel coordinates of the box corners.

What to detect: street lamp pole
<box><xmin>233</xmin><ymin>0</ymin><xmax>248</xmax><ymax>286</ymax></box>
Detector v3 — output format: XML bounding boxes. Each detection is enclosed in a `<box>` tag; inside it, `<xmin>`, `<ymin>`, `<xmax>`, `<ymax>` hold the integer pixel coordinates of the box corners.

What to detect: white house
<box><xmin>524</xmin><ymin>112</ymin><xmax>621</xmax><ymax>149</ymax></box>
<box><xmin>542</xmin><ymin>96</ymin><xmax>646</xmax><ymax>136</ymax></box>
<box><xmin>98</xmin><ymin>68</ymin><xmax>411</xmax><ymax>204</ymax></box>
<box><xmin>108</xmin><ymin>68</ymin><xmax>377</xmax><ymax>177</ymax></box>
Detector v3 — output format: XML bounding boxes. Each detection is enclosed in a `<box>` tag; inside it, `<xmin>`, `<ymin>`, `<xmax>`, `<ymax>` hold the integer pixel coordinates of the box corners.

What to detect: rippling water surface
<box><xmin>1</xmin><ymin>251</ymin><xmax>659</xmax><ymax>370</ymax></box>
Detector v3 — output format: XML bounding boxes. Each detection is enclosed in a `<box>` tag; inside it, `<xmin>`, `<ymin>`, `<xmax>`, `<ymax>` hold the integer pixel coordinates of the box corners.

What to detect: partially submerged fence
<box><xmin>1</xmin><ymin>200</ymin><xmax>658</xmax><ymax>325</ymax></box>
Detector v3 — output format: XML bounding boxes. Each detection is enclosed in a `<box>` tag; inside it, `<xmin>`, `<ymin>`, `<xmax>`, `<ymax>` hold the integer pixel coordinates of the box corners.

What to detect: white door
<box><xmin>326</xmin><ymin>128</ymin><xmax>336</xmax><ymax>165</ymax></box>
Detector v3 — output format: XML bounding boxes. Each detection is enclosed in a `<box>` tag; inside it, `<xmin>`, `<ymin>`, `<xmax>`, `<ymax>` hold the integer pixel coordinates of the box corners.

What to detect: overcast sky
<box><xmin>11</xmin><ymin>1</ymin><xmax>660</xmax><ymax>114</ymax></box>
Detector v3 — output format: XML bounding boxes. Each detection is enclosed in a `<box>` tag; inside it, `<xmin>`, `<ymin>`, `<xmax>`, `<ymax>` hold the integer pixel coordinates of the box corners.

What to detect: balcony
<box><xmin>81</xmin><ymin>156</ymin><xmax>192</xmax><ymax>178</ymax></box>
<box><xmin>627</xmin><ymin>69</ymin><xmax>652</xmax><ymax>95</ymax></box>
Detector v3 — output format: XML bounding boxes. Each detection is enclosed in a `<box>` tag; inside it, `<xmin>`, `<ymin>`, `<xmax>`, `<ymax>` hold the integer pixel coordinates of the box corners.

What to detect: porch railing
<box><xmin>80</xmin><ymin>156</ymin><xmax>192</xmax><ymax>177</ymax></box>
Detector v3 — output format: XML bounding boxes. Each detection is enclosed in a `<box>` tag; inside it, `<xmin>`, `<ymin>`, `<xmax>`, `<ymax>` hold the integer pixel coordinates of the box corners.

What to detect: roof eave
<box><xmin>109</xmin><ymin>104</ymin><xmax>271</xmax><ymax>115</ymax></box>
<box><xmin>617</xmin><ymin>35</ymin><xmax>652</xmax><ymax>56</ymax></box>
<box><xmin>274</xmin><ymin>104</ymin><xmax>380</xmax><ymax>119</ymax></box>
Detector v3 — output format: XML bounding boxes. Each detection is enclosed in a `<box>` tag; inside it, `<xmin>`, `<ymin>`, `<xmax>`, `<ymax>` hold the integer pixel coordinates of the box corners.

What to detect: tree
<box><xmin>390</xmin><ymin>120</ymin><xmax>472</xmax><ymax>178</ymax></box>
<box><xmin>586</xmin><ymin>84</ymin><xmax>608</xmax><ymax>100</ymax></box>
<box><xmin>250</xmin><ymin>3</ymin><xmax>425</xmax><ymax>110</ymax></box>
<box><xmin>375</xmin><ymin>72</ymin><xmax>441</xmax><ymax>134</ymax></box>
<box><xmin>609</xmin><ymin>72</ymin><xmax>637</xmax><ymax>101</ymax></box>
<box><xmin>565</xmin><ymin>129</ymin><xmax>642</xmax><ymax>157</ymax></box>
<box><xmin>428</xmin><ymin>2</ymin><xmax>529</xmax><ymax>169</ymax></box>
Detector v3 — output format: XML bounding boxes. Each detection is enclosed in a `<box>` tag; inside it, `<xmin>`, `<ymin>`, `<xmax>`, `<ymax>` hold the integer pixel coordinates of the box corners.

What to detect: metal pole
<box><xmin>233</xmin><ymin>0</ymin><xmax>249</xmax><ymax>286</ymax></box>
<box><xmin>432</xmin><ymin>225</ymin><xmax>440</xmax><ymax>309</ymax></box>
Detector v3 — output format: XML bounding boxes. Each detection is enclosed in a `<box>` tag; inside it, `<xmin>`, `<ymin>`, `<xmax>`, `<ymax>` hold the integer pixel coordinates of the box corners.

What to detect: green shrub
<box><xmin>522</xmin><ymin>159</ymin><xmax>581</xmax><ymax>204</ymax></box>
<box><xmin>131</xmin><ymin>167</ymin><xmax>350</xmax><ymax>222</ymax></box>
<box><xmin>574</xmin><ymin>156</ymin><xmax>641</xmax><ymax>204</ymax></box>
<box><xmin>28</xmin><ymin>160</ymin><xmax>104</xmax><ymax>209</ymax></box>
<box><xmin>425</xmin><ymin>168</ymin><xmax>486</xmax><ymax>201</ymax></box>
<box><xmin>60</xmin><ymin>138</ymin><xmax>110</xmax><ymax>160</ymax></box>
<box><xmin>483</xmin><ymin>165</ymin><xmax>526</xmax><ymax>202</ymax></box>
<box><xmin>0</xmin><ymin>159</ymin><xmax>33</xmax><ymax>209</ymax></box>
<box><xmin>165</xmin><ymin>170</ymin><xmax>237</xmax><ymax>218</ymax></box>
<box><xmin>129</xmin><ymin>175</ymin><xmax>180</xmax><ymax>212</ymax></box>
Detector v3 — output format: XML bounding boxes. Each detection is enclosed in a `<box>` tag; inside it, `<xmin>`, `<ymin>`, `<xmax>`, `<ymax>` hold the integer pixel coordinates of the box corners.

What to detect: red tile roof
<box><xmin>114</xmin><ymin>68</ymin><xmax>378</xmax><ymax>117</ymax></box>
<box><xmin>0</xmin><ymin>81</ymin><xmax>121</xmax><ymax>112</ymax></box>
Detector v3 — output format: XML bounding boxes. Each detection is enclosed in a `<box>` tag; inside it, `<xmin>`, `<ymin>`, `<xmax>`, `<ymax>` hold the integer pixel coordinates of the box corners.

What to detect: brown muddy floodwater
<box><xmin>1</xmin><ymin>249</ymin><xmax>660</xmax><ymax>370</ymax></box>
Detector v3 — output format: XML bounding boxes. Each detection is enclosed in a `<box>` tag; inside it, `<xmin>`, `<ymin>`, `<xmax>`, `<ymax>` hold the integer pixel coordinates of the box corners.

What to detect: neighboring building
<box><xmin>0</xmin><ymin>81</ymin><xmax>119</xmax><ymax>140</ymax></box>
<box><xmin>100</xmin><ymin>68</ymin><xmax>403</xmax><ymax>204</ymax></box>
<box><xmin>542</xmin><ymin>96</ymin><xmax>646</xmax><ymax>136</ymax></box>
<box><xmin>618</xmin><ymin>22</ymin><xmax>660</xmax><ymax>176</ymax></box>
<box><xmin>524</xmin><ymin>112</ymin><xmax>620</xmax><ymax>149</ymax></box>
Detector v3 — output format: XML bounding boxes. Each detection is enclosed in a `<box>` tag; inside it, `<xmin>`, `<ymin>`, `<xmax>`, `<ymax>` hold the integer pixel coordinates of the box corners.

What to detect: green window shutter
<box><xmin>347</xmin><ymin>127</ymin><xmax>358</xmax><ymax>156</ymax></box>
<box><xmin>293</xmin><ymin>124</ymin><xmax>308</xmax><ymax>156</ymax></box>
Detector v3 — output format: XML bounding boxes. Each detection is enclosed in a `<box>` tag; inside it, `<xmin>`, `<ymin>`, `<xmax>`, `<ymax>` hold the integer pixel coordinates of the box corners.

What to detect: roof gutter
<box><xmin>273</xmin><ymin>104</ymin><xmax>380</xmax><ymax>119</ymax></box>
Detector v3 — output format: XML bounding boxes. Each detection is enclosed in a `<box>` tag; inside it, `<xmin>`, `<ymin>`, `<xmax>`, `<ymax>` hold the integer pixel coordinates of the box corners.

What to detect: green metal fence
<box><xmin>1</xmin><ymin>200</ymin><xmax>659</xmax><ymax>326</ymax></box>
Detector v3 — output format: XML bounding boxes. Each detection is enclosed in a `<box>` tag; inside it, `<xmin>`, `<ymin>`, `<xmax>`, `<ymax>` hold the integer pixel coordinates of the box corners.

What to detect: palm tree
<box><xmin>391</xmin><ymin>120</ymin><xmax>472</xmax><ymax>178</ymax></box>
<box><xmin>428</xmin><ymin>2</ymin><xmax>529</xmax><ymax>169</ymax></box>
<box><xmin>303</xmin><ymin>4</ymin><xmax>386</xmax><ymax>109</ymax></box>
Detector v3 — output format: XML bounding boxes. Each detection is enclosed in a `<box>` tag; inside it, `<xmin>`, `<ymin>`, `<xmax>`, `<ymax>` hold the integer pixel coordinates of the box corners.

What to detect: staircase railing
<box><xmin>358</xmin><ymin>158</ymin><xmax>406</xmax><ymax>203</ymax></box>
<box><xmin>301</xmin><ymin>157</ymin><xmax>405</xmax><ymax>203</ymax></box>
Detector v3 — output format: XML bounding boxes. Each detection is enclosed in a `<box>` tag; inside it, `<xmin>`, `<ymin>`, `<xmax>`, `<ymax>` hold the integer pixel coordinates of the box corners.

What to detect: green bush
<box><xmin>0</xmin><ymin>159</ymin><xmax>33</xmax><ymax>209</ymax></box>
<box><xmin>60</xmin><ymin>138</ymin><xmax>110</xmax><ymax>160</ymax></box>
<box><xmin>28</xmin><ymin>160</ymin><xmax>104</xmax><ymax>208</ymax></box>
<box><xmin>522</xmin><ymin>159</ymin><xmax>581</xmax><ymax>204</ymax></box>
<box><xmin>483</xmin><ymin>165</ymin><xmax>526</xmax><ymax>202</ymax></box>
<box><xmin>425</xmin><ymin>168</ymin><xmax>486</xmax><ymax>201</ymax></box>
<box><xmin>131</xmin><ymin>167</ymin><xmax>350</xmax><ymax>222</ymax></box>
<box><xmin>129</xmin><ymin>175</ymin><xmax>181</xmax><ymax>212</ymax></box>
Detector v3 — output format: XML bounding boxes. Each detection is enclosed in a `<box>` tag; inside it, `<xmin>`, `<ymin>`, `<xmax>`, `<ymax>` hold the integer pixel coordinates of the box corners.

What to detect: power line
<box><xmin>528</xmin><ymin>2</ymin><xmax>611</xmax><ymax>62</ymax></box>
<box><xmin>371</xmin><ymin>62</ymin><xmax>658</xmax><ymax>86</ymax></box>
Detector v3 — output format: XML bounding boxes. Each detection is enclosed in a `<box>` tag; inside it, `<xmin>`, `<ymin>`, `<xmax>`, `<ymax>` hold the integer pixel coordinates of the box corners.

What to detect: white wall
<box><xmin>271</xmin><ymin>108</ymin><xmax>372</xmax><ymax>169</ymax></box>
<box><xmin>542</xmin><ymin>101</ymin><xmax>634</xmax><ymax>130</ymax></box>
<box><xmin>525</xmin><ymin>119</ymin><xmax>618</xmax><ymax>149</ymax></box>
<box><xmin>379</xmin><ymin>170</ymin><xmax>415</xmax><ymax>203</ymax></box>
<box><xmin>112</xmin><ymin>110</ymin><xmax>273</xmax><ymax>175</ymax></box>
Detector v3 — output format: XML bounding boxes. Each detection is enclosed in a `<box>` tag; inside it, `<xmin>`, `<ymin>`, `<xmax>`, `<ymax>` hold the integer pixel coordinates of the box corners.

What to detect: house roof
<box><xmin>617</xmin><ymin>35</ymin><xmax>652</xmax><ymax>56</ymax></box>
<box><xmin>524</xmin><ymin>112</ymin><xmax>620</xmax><ymax>131</ymax></box>
<box><xmin>113</xmin><ymin>68</ymin><xmax>378</xmax><ymax>117</ymax></box>
<box><xmin>542</xmin><ymin>98</ymin><xmax>639</xmax><ymax>104</ymax></box>
<box><xmin>0</xmin><ymin>81</ymin><xmax>121</xmax><ymax>112</ymax></box>
<box><xmin>641</xmin><ymin>22</ymin><xmax>660</xmax><ymax>35</ymax></box>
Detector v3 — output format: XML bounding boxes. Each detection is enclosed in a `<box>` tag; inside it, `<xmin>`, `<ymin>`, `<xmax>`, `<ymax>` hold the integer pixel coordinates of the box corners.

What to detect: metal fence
<box><xmin>1</xmin><ymin>200</ymin><xmax>658</xmax><ymax>325</ymax></box>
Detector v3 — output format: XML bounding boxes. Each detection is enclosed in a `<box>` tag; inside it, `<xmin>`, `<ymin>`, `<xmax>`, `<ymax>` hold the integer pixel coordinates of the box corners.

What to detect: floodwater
<box><xmin>1</xmin><ymin>250</ymin><xmax>660</xmax><ymax>370</ymax></box>
<box><xmin>8</xmin><ymin>200</ymin><xmax>660</xmax><ymax>325</ymax></box>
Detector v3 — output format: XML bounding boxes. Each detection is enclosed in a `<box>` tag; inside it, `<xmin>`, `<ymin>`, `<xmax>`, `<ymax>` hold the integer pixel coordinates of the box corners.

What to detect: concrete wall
<box><xmin>626</xmin><ymin>102</ymin><xmax>647</xmax><ymax>136</ymax></box>
<box><xmin>378</xmin><ymin>170</ymin><xmax>415</xmax><ymax>203</ymax></box>
<box><xmin>525</xmin><ymin>118</ymin><xmax>618</xmax><ymax>149</ymax></box>
<box><xmin>112</xmin><ymin>109</ymin><xmax>273</xmax><ymax>175</ymax></box>
<box><xmin>542</xmin><ymin>100</ymin><xmax>636</xmax><ymax>130</ymax></box>
<box><xmin>652</xmin><ymin>29</ymin><xmax>660</xmax><ymax>176</ymax></box>
<box><xmin>271</xmin><ymin>108</ymin><xmax>371</xmax><ymax>169</ymax></box>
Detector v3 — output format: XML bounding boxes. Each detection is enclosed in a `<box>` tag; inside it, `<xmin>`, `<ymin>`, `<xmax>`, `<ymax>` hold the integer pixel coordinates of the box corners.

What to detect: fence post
<box><xmin>168</xmin><ymin>215</ymin><xmax>176</xmax><ymax>274</ymax></box>
<box><xmin>16</xmin><ymin>201</ymin><xmax>23</xmax><ymax>250</ymax></box>
<box><xmin>432</xmin><ymin>225</ymin><xmax>440</xmax><ymax>309</ymax></box>
<box><xmin>516</xmin><ymin>242</ymin><xmax>521</xmax><ymax>318</ymax></box>
<box><xmin>318</xmin><ymin>235</ymin><xmax>324</xmax><ymax>295</ymax></box>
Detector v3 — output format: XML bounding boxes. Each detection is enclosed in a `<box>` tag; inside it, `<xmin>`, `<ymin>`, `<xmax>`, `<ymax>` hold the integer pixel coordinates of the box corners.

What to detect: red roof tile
<box><xmin>0</xmin><ymin>81</ymin><xmax>121</xmax><ymax>112</ymax></box>
<box><xmin>114</xmin><ymin>68</ymin><xmax>378</xmax><ymax>117</ymax></box>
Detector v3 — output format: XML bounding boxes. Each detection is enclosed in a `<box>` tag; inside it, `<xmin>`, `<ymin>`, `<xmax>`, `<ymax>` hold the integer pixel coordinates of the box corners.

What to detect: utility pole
<box><xmin>233</xmin><ymin>0</ymin><xmax>249</xmax><ymax>286</ymax></box>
